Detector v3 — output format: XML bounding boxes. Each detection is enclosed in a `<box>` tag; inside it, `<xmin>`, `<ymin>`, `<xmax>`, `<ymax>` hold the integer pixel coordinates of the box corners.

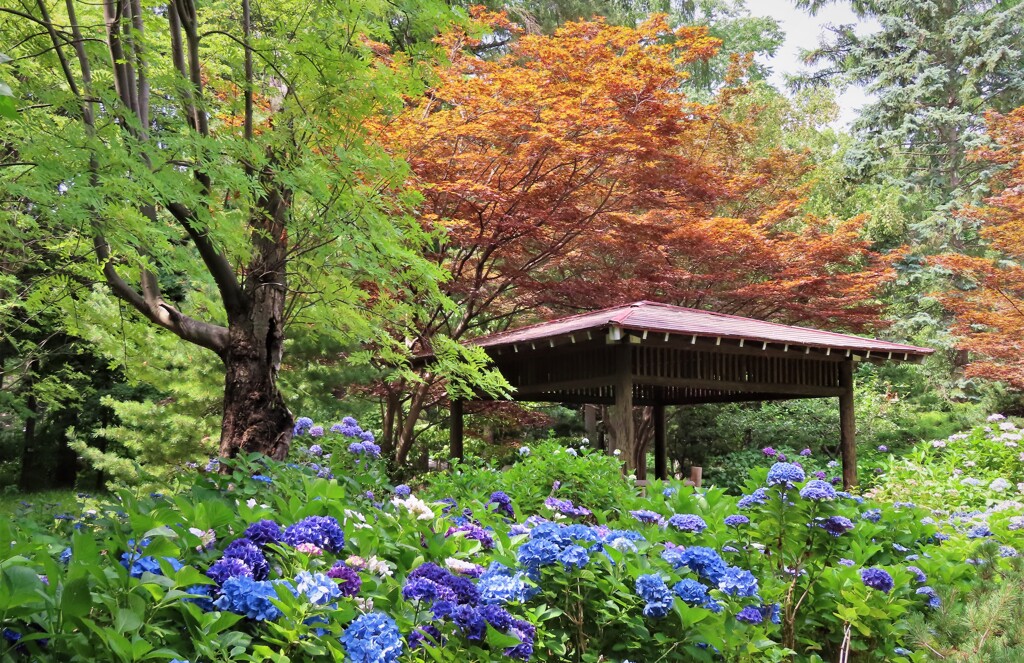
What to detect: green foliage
<box><xmin>3</xmin><ymin>411</ymin><xmax>1024</xmax><ymax>661</ymax></box>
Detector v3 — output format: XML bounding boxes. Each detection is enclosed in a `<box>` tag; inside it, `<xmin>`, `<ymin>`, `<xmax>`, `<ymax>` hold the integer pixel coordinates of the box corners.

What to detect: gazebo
<box><xmin>444</xmin><ymin>301</ymin><xmax>933</xmax><ymax>488</ymax></box>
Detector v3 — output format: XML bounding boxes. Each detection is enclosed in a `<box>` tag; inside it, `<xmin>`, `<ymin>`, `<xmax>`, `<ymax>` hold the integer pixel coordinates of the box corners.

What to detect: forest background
<box><xmin>3</xmin><ymin>0</ymin><xmax>1024</xmax><ymax>491</ymax></box>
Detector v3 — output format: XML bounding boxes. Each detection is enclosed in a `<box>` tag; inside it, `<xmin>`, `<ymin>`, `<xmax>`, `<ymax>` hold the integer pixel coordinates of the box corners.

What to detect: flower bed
<box><xmin>2</xmin><ymin>417</ymin><xmax>1022</xmax><ymax>661</ymax></box>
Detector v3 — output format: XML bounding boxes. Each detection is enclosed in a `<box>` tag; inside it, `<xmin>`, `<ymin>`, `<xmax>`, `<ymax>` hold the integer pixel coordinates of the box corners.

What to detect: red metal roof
<box><xmin>471</xmin><ymin>301</ymin><xmax>933</xmax><ymax>357</ymax></box>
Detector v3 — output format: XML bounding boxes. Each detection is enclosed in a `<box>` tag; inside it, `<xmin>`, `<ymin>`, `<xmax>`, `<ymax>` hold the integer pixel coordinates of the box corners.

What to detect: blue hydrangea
<box><xmin>916</xmin><ymin>586</ymin><xmax>941</xmax><ymax>608</ymax></box>
<box><xmin>673</xmin><ymin>578</ymin><xmax>721</xmax><ymax>612</ymax></box>
<box><xmin>860</xmin><ymin>567</ymin><xmax>894</xmax><ymax>593</ymax></box>
<box><xmin>294</xmin><ymin>570</ymin><xmax>341</xmax><ymax>605</ymax></box>
<box><xmin>635</xmin><ymin>574</ymin><xmax>674</xmax><ymax>618</ymax></box>
<box><xmin>517</xmin><ymin>538</ymin><xmax>560</xmax><ymax>569</ymax></box>
<box><xmin>906</xmin><ymin>565</ymin><xmax>927</xmax><ymax>584</ymax></box>
<box><xmin>394</xmin><ymin>484</ymin><xmax>411</xmax><ymax>498</ymax></box>
<box><xmin>557</xmin><ymin>545</ymin><xmax>590</xmax><ymax>570</ymax></box>
<box><xmin>668</xmin><ymin>546</ymin><xmax>727</xmax><ymax>585</ymax></box>
<box><xmin>183</xmin><ymin>584</ymin><xmax>216</xmax><ymax>611</ymax></box>
<box><xmin>478</xmin><ymin>567</ymin><xmax>530</xmax><ymax>605</ymax></box>
<box><xmin>718</xmin><ymin>566</ymin><xmax>759</xmax><ymax>597</ymax></box>
<box><xmin>738</xmin><ymin>488</ymin><xmax>769</xmax><ymax>509</ymax></box>
<box><xmin>244</xmin><ymin>519</ymin><xmax>282</xmax><ymax>546</ymax></box>
<box><xmin>799</xmin><ymin>479</ymin><xmax>836</xmax><ymax>501</ymax></box>
<box><xmin>667</xmin><ymin>513</ymin><xmax>707</xmax><ymax>533</ymax></box>
<box><xmin>282</xmin><ymin>515</ymin><xmax>345</xmax><ymax>553</ymax></box>
<box><xmin>766</xmin><ymin>462</ymin><xmax>805</xmax><ymax>486</ymax></box>
<box><xmin>967</xmin><ymin>524</ymin><xmax>993</xmax><ymax>538</ymax></box>
<box><xmin>59</xmin><ymin>547</ymin><xmax>72</xmax><ymax>565</ymax></box>
<box><xmin>663</xmin><ymin>486</ymin><xmax>678</xmax><ymax>498</ymax></box>
<box><xmin>214</xmin><ymin>576</ymin><xmax>289</xmax><ymax>621</ymax></box>
<box><xmin>861</xmin><ymin>509</ymin><xmax>882</xmax><ymax>523</ymax></box>
<box><xmin>250</xmin><ymin>474</ymin><xmax>273</xmax><ymax>484</ymax></box>
<box><xmin>408</xmin><ymin>624</ymin><xmax>443</xmax><ymax>650</ymax></box>
<box><xmin>121</xmin><ymin>553</ymin><xmax>182</xmax><ymax>579</ymax></box>
<box><xmin>340</xmin><ymin>612</ymin><xmax>403</xmax><ymax>663</ymax></box>
<box><xmin>293</xmin><ymin>416</ymin><xmax>314</xmax><ymax>435</ymax></box>
<box><xmin>724</xmin><ymin>514</ymin><xmax>750</xmax><ymax>527</ymax></box>
<box><xmin>736</xmin><ymin>605</ymin><xmax>765</xmax><ymax>624</ymax></box>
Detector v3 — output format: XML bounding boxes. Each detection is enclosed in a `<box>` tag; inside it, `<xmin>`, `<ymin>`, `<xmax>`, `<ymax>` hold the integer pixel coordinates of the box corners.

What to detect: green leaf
<box><xmin>60</xmin><ymin>577</ymin><xmax>93</xmax><ymax>620</ymax></box>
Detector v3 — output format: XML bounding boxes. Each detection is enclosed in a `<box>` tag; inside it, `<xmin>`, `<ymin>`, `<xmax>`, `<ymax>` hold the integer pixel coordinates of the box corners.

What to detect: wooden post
<box><xmin>653</xmin><ymin>404</ymin><xmax>667</xmax><ymax>480</ymax></box>
<box><xmin>839</xmin><ymin>360</ymin><xmax>857</xmax><ymax>489</ymax></box>
<box><xmin>583</xmin><ymin>404</ymin><xmax>598</xmax><ymax>444</ymax></box>
<box><xmin>450</xmin><ymin>398</ymin><xmax>464</xmax><ymax>464</ymax></box>
<box><xmin>607</xmin><ymin>344</ymin><xmax>635</xmax><ymax>469</ymax></box>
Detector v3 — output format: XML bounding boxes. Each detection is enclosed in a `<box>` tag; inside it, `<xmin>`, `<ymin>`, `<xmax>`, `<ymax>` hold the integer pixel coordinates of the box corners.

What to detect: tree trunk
<box><xmin>395</xmin><ymin>381</ymin><xmax>430</xmax><ymax>466</ymax></box>
<box><xmin>217</xmin><ymin>179</ymin><xmax>293</xmax><ymax>461</ymax></box>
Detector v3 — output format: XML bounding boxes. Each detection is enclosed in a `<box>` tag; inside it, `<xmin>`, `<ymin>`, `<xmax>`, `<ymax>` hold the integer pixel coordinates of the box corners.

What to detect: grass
<box><xmin>0</xmin><ymin>488</ymin><xmax>80</xmax><ymax>519</ymax></box>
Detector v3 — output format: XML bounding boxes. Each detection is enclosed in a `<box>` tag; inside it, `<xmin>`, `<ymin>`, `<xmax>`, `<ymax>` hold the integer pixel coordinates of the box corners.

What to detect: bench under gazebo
<box><xmin>442</xmin><ymin>301</ymin><xmax>933</xmax><ymax>488</ymax></box>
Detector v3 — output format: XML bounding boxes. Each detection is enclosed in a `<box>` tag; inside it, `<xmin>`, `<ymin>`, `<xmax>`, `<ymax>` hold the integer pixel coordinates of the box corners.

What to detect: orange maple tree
<box><xmin>935</xmin><ymin>106</ymin><xmax>1024</xmax><ymax>389</ymax></box>
<box><xmin>374</xmin><ymin>12</ymin><xmax>891</xmax><ymax>464</ymax></box>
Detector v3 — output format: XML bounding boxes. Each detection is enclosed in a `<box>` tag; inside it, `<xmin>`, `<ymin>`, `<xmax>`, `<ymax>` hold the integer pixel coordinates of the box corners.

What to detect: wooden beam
<box><xmin>653</xmin><ymin>404</ymin><xmax>667</xmax><ymax>480</ymax></box>
<box><xmin>635</xmin><ymin>375</ymin><xmax>845</xmax><ymax>397</ymax></box>
<box><xmin>450</xmin><ymin>398</ymin><xmax>464</xmax><ymax>464</ymax></box>
<box><xmin>839</xmin><ymin>359</ymin><xmax>856</xmax><ymax>489</ymax></box>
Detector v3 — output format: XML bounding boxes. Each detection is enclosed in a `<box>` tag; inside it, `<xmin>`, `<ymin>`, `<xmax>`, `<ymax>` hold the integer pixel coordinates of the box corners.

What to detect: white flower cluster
<box><xmin>391</xmin><ymin>495</ymin><xmax>436</xmax><ymax>521</ymax></box>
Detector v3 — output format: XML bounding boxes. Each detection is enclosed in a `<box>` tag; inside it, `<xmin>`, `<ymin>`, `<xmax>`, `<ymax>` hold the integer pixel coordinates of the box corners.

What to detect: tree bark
<box><xmin>218</xmin><ymin>177</ymin><xmax>293</xmax><ymax>461</ymax></box>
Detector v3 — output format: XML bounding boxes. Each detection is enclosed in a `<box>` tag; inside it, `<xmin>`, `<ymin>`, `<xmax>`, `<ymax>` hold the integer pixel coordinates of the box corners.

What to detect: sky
<box><xmin>750</xmin><ymin>0</ymin><xmax>876</xmax><ymax>128</ymax></box>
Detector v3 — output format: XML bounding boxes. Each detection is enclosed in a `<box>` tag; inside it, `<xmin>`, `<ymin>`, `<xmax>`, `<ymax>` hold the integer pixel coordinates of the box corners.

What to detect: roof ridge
<box><xmin>468</xmin><ymin>301</ymin><xmax>636</xmax><ymax>343</ymax></box>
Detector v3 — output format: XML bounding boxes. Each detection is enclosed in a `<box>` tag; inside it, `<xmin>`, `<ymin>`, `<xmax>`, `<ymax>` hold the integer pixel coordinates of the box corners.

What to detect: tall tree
<box><xmin>936</xmin><ymin>106</ymin><xmax>1024</xmax><ymax>389</ymax></box>
<box><xmin>0</xmin><ymin>0</ymin><xmax>451</xmax><ymax>461</ymax></box>
<box><xmin>377</xmin><ymin>13</ymin><xmax>890</xmax><ymax>467</ymax></box>
<box><xmin>795</xmin><ymin>0</ymin><xmax>1024</xmax><ymax>221</ymax></box>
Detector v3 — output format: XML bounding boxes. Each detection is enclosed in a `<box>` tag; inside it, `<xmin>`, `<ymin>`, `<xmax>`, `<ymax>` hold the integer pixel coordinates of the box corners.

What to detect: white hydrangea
<box><xmin>990</xmin><ymin>478</ymin><xmax>1011</xmax><ymax>492</ymax></box>
<box><xmin>566</xmin><ymin>448</ymin><xmax>578</xmax><ymax>457</ymax></box>
<box><xmin>518</xmin><ymin>446</ymin><xmax>531</xmax><ymax>457</ymax></box>
<box><xmin>392</xmin><ymin>495</ymin><xmax>435</xmax><ymax>521</ymax></box>
<box><xmin>445</xmin><ymin>557</ymin><xmax>483</xmax><ymax>575</ymax></box>
<box><xmin>988</xmin><ymin>413</ymin><xmax>1006</xmax><ymax>422</ymax></box>
<box><xmin>366</xmin><ymin>556</ymin><xmax>393</xmax><ymax>577</ymax></box>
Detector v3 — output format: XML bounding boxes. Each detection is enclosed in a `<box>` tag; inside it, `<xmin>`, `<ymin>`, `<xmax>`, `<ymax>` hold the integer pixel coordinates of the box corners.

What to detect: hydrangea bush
<box><xmin>1</xmin><ymin>418</ymin><xmax>1022</xmax><ymax>661</ymax></box>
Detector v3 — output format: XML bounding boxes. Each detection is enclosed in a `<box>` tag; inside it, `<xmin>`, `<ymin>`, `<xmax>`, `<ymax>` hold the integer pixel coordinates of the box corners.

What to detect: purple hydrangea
<box><xmin>487</xmin><ymin>491</ymin><xmax>515</xmax><ymax>518</ymax></box>
<box><xmin>800</xmin><ymin>448</ymin><xmax>812</xmax><ymax>456</ymax></box>
<box><xmin>446</xmin><ymin>523</ymin><xmax>495</xmax><ymax>550</ymax></box>
<box><xmin>544</xmin><ymin>497</ymin><xmax>591</xmax><ymax>518</ymax></box>
<box><xmin>244</xmin><ymin>520</ymin><xmax>282</xmax><ymax>546</ymax></box>
<box><xmin>402</xmin><ymin>577</ymin><xmax>457</xmax><ymax>604</ymax></box>
<box><xmin>223</xmin><ymin>538</ymin><xmax>269</xmax><ymax>580</ymax></box>
<box><xmin>667</xmin><ymin>513</ymin><xmax>707</xmax><ymax>533</ymax></box>
<box><xmin>860</xmin><ymin>567</ymin><xmax>895</xmax><ymax>593</ymax></box>
<box><xmin>762</xmin><ymin>447</ymin><xmax>777</xmax><ymax>457</ymax></box>
<box><xmin>629</xmin><ymin>509</ymin><xmax>667</xmax><ymax>526</ymax></box>
<box><xmin>327</xmin><ymin>563</ymin><xmax>362</xmax><ymax>597</ymax></box>
<box><xmin>205</xmin><ymin>557</ymin><xmax>253</xmax><ymax>584</ymax></box>
<box><xmin>819</xmin><ymin>515</ymin><xmax>855</xmax><ymax>537</ymax></box>
<box><xmin>906</xmin><ymin>565</ymin><xmax>927</xmax><ymax>584</ymax></box>
<box><xmin>308</xmin><ymin>444</ymin><xmax>323</xmax><ymax>456</ymax></box>
<box><xmin>282</xmin><ymin>515</ymin><xmax>345</xmax><ymax>553</ymax></box>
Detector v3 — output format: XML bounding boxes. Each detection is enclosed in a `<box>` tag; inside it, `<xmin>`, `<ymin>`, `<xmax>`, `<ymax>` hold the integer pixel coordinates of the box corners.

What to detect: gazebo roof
<box><xmin>471</xmin><ymin>301</ymin><xmax>933</xmax><ymax>361</ymax></box>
